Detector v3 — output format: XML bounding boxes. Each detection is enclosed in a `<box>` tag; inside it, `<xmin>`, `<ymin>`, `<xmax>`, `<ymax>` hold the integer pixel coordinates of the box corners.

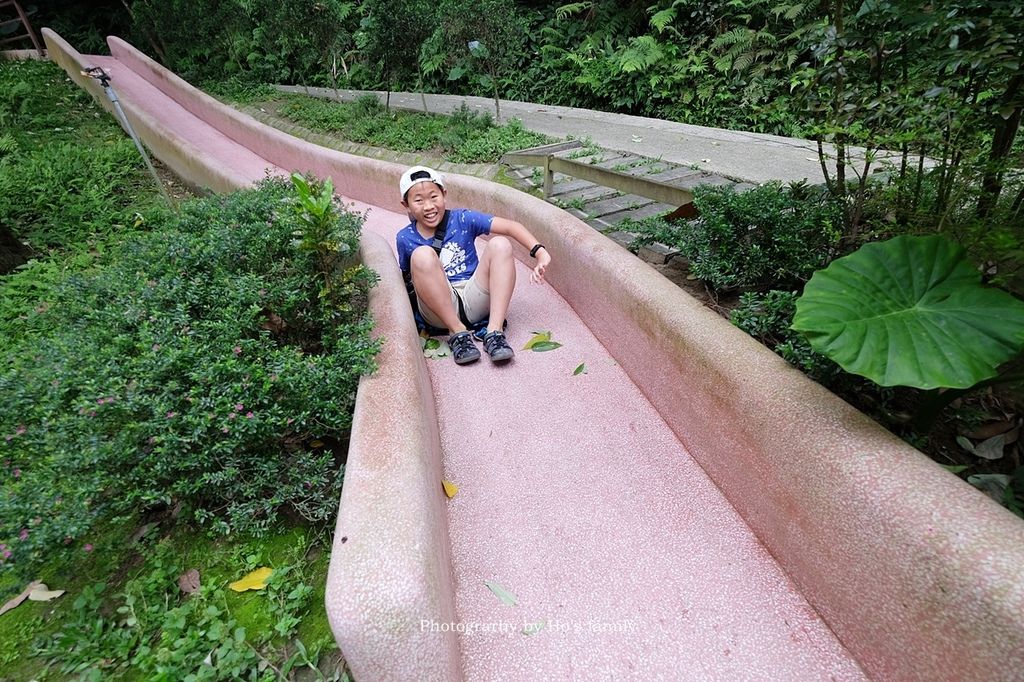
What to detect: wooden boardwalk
<box><xmin>502</xmin><ymin>141</ymin><xmax>754</xmax><ymax>253</ymax></box>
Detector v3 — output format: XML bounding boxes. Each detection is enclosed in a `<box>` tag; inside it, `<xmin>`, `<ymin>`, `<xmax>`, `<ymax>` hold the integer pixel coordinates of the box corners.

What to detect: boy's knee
<box><xmin>410</xmin><ymin>245</ymin><xmax>440</xmax><ymax>271</ymax></box>
<box><xmin>488</xmin><ymin>236</ymin><xmax>513</xmax><ymax>256</ymax></box>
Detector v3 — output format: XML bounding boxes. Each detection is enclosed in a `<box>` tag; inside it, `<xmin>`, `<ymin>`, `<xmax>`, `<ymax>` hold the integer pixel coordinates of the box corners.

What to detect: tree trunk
<box><xmin>978</xmin><ymin>75</ymin><xmax>1023</xmax><ymax>218</ymax></box>
<box><xmin>0</xmin><ymin>224</ymin><xmax>32</xmax><ymax>275</ymax></box>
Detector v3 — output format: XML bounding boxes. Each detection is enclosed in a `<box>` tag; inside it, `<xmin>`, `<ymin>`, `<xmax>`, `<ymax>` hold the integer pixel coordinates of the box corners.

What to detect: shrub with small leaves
<box><xmin>731</xmin><ymin>289</ymin><xmax>839</xmax><ymax>385</ymax></box>
<box><xmin>629</xmin><ymin>183</ymin><xmax>843</xmax><ymax>291</ymax></box>
<box><xmin>0</xmin><ymin>178</ymin><xmax>378</xmax><ymax>578</ymax></box>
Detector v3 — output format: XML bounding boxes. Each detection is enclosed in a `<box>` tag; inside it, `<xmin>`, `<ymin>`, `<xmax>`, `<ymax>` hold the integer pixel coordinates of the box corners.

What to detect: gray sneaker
<box><xmin>483</xmin><ymin>330</ymin><xmax>514</xmax><ymax>362</ymax></box>
<box><xmin>449</xmin><ymin>331</ymin><xmax>480</xmax><ymax>365</ymax></box>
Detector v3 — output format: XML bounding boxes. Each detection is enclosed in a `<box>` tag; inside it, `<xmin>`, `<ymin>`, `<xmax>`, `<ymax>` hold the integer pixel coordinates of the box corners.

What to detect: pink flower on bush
<box><xmin>233</xmin><ymin>345</ymin><xmax>242</xmax><ymax>355</ymax></box>
<box><xmin>166</xmin><ymin>411</ymin><xmax>176</xmax><ymax>419</ymax></box>
<box><xmin>19</xmin><ymin>529</ymin><xmax>28</xmax><ymax>541</ymax></box>
<box><xmin>83</xmin><ymin>544</ymin><xmax>94</xmax><ymax>553</ymax></box>
<box><xmin>15</xmin><ymin>425</ymin><xmax>26</xmax><ymax>436</ymax></box>
<box><xmin>246</xmin><ymin>412</ymin><xmax>254</xmax><ymax>419</ymax></box>
<box><xmin>12</xmin><ymin>469</ymin><xmax>20</xmax><ymax>478</ymax></box>
<box><xmin>235</xmin><ymin>403</ymin><xmax>244</xmax><ymax>411</ymax></box>
<box><xmin>152</xmin><ymin>343</ymin><xmax>161</xmax><ymax>351</ymax></box>
<box><xmin>1</xmin><ymin>548</ymin><xmax>10</xmax><ymax>560</ymax></box>
<box><xmin>229</xmin><ymin>412</ymin><xmax>237</xmax><ymax>420</ymax></box>
<box><xmin>221</xmin><ymin>426</ymin><xmax>229</xmax><ymax>434</ymax></box>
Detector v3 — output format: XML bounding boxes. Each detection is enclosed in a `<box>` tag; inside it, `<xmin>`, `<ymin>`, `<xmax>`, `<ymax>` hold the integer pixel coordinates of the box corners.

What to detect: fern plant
<box><xmin>0</xmin><ymin>134</ymin><xmax>16</xmax><ymax>160</ymax></box>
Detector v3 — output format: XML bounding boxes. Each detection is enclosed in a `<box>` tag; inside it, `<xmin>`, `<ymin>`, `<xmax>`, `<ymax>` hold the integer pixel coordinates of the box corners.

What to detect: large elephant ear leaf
<box><xmin>792</xmin><ymin>235</ymin><xmax>1024</xmax><ymax>389</ymax></box>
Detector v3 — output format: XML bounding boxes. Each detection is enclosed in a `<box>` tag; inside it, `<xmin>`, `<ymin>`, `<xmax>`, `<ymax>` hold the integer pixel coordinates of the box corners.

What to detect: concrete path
<box><xmin>277</xmin><ymin>85</ymin><xmax>864</xmax><ymax>186</ymax></box>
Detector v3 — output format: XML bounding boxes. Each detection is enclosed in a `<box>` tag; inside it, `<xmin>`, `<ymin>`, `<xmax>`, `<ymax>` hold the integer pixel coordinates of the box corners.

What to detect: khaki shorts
<box><xmin>417</xmin><ymin>272</ymin><xmax>491</xmax><ymax>330</ymax></box>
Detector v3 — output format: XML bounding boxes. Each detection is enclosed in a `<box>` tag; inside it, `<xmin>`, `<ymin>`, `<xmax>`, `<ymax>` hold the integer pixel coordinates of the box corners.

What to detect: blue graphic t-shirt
<box><xmin>396</xmin><ymin>208</ymin><xmax>494</xmax><ymax>282</ymax></box>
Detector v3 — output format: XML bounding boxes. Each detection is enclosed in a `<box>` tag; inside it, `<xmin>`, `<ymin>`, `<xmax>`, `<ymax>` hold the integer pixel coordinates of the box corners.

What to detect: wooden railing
<box><xmin>502</xmin><ymin>140</ymin><xmax>695</xmax><ymax>210</ymax></box>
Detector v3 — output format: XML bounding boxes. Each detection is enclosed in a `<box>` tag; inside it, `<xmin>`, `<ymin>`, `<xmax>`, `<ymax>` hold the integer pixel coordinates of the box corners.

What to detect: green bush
<box><xmin>628</xmin><ymin>183</ymin><xmax>843</xmax><ymax>291</ymax></box>
<box><xmin>0</xmin><ymin>178</ymin><xmax>378</xmax><ymax>578</ymax></box>
<box><xmin>730</xmin><ymin>290</ymin><xmax>840</xmax><ymax>385</ymax></box>
<box><xmin>278</xmin><ymin>95</ymin><xmax>548</xmax><ymax>162</ymax></box>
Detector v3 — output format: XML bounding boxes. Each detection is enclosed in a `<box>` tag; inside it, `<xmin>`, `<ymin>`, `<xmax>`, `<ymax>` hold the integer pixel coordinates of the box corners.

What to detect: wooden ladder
<box><xmin>0</xmin><ymin>0</ymin><xmax>44</xmax><ymax>55</ymax></box>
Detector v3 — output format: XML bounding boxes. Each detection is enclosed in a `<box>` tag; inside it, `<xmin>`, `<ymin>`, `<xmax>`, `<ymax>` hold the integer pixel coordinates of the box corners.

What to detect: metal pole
<box><xmin>81</xmin><ymin>67</ymin><xmax>176</xmax><ymax>211</ymax></box>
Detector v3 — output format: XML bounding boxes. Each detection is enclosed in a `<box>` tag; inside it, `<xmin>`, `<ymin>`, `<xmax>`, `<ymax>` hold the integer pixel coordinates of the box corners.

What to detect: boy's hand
<box><xmin>531</xmin><ymin>249</ymin><xmax>551</xmax><ymax>284</ymax></box>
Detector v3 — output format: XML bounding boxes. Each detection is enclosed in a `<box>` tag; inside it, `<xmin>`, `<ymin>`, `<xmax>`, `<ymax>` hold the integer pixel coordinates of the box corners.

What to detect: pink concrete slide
<box><xmin>43</xmin><ymin>29</ymin><xmax>1024</xmax><ymax>681</ymax></box>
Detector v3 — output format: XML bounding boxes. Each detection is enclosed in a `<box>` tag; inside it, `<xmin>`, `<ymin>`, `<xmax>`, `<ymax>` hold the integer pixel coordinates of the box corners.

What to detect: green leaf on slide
<box><xmin>484</xmin><ymin>581</ymin><xmax>517</xmax><ymax>606</ymax></box>
<box><xmin>523</xmin><ymin>331</ymin><xmax>551</xmax><ymax>350</ymax></box>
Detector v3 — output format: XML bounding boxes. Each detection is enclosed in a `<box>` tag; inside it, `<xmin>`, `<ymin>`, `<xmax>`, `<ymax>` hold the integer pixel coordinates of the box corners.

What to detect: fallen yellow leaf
<box><xmin>442</xmin><ymin>479</ymin><xmax>459</xmax><ymax>498</ymax></box>
<box><xmin>229</xmin><ymin>567</ymin><xmax>273</xmax><ymax>592</ymax></box>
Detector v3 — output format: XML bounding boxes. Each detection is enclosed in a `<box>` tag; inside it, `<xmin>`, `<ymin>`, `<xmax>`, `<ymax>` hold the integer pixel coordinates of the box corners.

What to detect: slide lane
<box><xmin>431</xmin><ymin>277</ymin><xmax>863</xmax><ymax>679</ymax></box>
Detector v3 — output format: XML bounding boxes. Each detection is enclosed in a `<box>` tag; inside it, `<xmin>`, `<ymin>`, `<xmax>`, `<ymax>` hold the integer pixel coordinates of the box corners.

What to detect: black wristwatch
<box><xmin>530</xmin><ymin>243</ymin><xmax>546</xmax><ymax>258</ymax></box>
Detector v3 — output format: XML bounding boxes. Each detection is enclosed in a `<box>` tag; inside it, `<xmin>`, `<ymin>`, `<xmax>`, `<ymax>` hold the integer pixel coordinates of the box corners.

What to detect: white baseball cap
<box><xmin>400</xmin><ymin>166</ymin><xmax>445</xmax><ymax>200</ymax></box>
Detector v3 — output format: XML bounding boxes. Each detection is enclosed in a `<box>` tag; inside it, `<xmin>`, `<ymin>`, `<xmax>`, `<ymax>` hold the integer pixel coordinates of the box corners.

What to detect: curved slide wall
<box><xmin>43</xmin><ymin>29</ymin><xmax>1024</xmax><ymax>681</ymax></box>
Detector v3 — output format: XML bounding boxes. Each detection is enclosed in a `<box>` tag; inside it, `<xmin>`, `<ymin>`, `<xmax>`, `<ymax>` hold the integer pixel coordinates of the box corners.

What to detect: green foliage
<box><xmin>34</xmin><ymin>0</ymin><xmax>131</xmax><ymax>55</ymax></box>
<box><xmin>200</xmin><ymin>76</ymin><xmax>278</xmax><ymax>104</ymax></box>
<box><xmin>0</xmin><ymin>140</ymin><xmax>155</xmax><ymax>249</ymax></box>
<box><xmin>793</xmin><ymin>235</ymin><xmax>1024</xmax><ymax>389</ymax></box>
<box><xmin>14</xmin><ymin>528</ymin><xmax>337</xmax><ymax>679</ymax></box>
<box><xmin>0</xmin><ymin>179</ymin><xmax>379</xmax><ymax>580</ymax></box>
<box><xmin>0</xmin><ymin>59</ymin><xmax>110</xmax><ymax>145</ymax></box>
<box><xmin>130</xmin><ymin>0</ymin><xmax>253</xmax><ymax>81</ymax></box>
<box><xmin>0</xmin><ymin>60</ymin><xmax>166</xmax><ymax>252</ymax></box>
<box><xmin>731</xmin><ymin>289</ymin><xmax>840</xmax><ymax>384</ymax></box>
<box><xmin>789</xmin><ymin>0</ymin><xmax>1024</xmax><ymax>235</ymax></box>
<box><xmin>516</xmin><ymin>0</ymin><xmax>804</xmax><ymax>133</ymax></box>
<box><xmin>252</xmin><ymin>0</ymin><xmax>356</xmax><ymax>85</ymax></box>
<box><xmin>422</xmin><ymin>0</ymin><xmax>529</xmax><ymax>119</ymax></box>
<box><xmin>129</xmin><ymin>0</ymin><xmax>360</xmax><ymax>86</ymax></box>
<box><xmin>359</xmin><ymin>0</ymin><xmax>435</xmax><ymax>95</ymax></box>
<box><xmin>628</xmin><ymin>183</ymin><xmax>842</xmax><ymax>291</ymax></box>
<box><xmin>278</xmin><ymin>95</ymin><xmax>548</xmax><ymax>162</ymax></box>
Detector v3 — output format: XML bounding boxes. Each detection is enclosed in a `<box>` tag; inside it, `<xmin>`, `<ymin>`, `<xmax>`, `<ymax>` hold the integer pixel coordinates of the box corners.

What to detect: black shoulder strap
<box><xmin>430</xmin><ymin>210</ymin><xmax>450</xmax><ymax>254</ymax></box>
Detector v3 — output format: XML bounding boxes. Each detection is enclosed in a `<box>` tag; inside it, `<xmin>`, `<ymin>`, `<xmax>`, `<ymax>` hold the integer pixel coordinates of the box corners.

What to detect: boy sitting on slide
<box><xmin>396</xmin><ymin>166</ymin><xmax>552</xmax><ymax>365</ymax></box>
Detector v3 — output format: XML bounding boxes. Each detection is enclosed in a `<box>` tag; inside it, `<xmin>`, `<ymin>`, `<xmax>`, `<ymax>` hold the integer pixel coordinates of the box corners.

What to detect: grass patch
<box><xmin>277</xmin><ymin>94</ymin><xmax>550</xmax><ymax>163</ymax></box>
<box><xmin>0</xmin><ymin>520</ymin><xmax>343</xmax><ymax>680</ymax></box>
<box><xmin>0</xmin><ymin>59</ymin><xmax>170</xmax><ymax>253</ymax></box>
